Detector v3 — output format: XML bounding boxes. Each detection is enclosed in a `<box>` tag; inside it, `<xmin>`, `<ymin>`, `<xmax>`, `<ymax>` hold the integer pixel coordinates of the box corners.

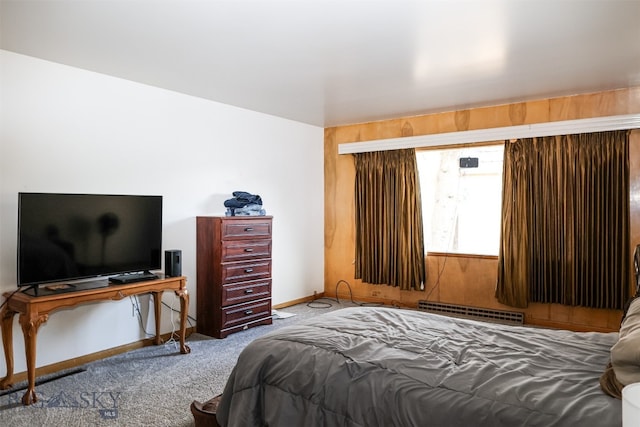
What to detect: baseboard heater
<box><xmin>417</xmin><ymin>301</ymin><xmax>524</xmax><ymax>325</ymax></box>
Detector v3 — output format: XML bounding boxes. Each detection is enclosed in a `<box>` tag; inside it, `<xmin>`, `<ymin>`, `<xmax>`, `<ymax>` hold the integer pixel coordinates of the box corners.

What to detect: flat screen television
<box><xmin>17</xmin><ymin>193</ymin><xmax>163</xmax><ymax>291</ymax></box>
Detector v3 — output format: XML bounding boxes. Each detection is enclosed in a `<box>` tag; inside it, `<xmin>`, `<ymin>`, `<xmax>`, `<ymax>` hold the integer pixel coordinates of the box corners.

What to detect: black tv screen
<box><xmin>17</xmin><ymin>193</ymin><xmax>162</xmax><ymax>287</ymax></box>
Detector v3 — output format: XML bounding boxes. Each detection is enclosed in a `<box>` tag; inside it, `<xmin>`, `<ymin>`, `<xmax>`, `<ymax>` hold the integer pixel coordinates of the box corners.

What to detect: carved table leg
<box><xmin>19</xmin><ymin>312</ymin><xmax>48</xmax><ymax>405</ymax></box>
<box><xmin>0</xmin><ymin>305</ymin><xmax>17</xmax><ymax>390</ymax></box>
<box><xmin>152</xmin><ymin>291</ymin><xmax>162</xmax><ymax>345</ymax></box>
<box><xmin>176</xmin><ymin>288</ymin><xmax>191</xmax><ymax>354</ymax></box>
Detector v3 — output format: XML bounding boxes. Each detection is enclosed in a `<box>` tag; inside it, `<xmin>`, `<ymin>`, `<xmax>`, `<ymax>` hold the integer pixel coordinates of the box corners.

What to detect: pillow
<box><xmin>611</xmin><ymin>297</ymin><xmax>640</xmax><ymax>386</ymax></box>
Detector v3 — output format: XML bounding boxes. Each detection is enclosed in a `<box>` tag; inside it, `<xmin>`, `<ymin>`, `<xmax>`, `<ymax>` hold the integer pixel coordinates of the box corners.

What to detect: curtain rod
<box><xmin>338</xmin><ymin>113</ymin><xmax>640</xmax><ymax>154</ymax></box>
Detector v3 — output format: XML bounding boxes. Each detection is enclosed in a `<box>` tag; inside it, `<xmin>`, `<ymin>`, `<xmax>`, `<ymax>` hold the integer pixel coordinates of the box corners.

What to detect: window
<box><xmin>416</xmin><ymin>144</ymin><xmax>504</xmax><ymax>256</ymax></box>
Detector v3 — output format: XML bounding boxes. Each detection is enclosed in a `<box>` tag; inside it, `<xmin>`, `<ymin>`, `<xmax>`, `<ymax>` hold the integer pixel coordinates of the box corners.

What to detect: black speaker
<box><xmin>165</xmin><ymin>249</ymin><xmax>182</xmax><ymax>277</ymax></box>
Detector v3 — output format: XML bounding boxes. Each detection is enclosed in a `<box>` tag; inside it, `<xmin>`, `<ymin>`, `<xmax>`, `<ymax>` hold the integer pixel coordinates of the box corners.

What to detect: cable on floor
<box><xmin>307</xmin><ymin>279</ymin><xmax>384</xmax><ymax>309</ymax></box>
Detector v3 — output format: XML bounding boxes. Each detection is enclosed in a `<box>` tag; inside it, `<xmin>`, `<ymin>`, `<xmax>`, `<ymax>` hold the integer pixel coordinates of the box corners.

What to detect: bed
<box><xmin>215</xmin><ymin>306</ymin><xmax>622</xmax><ymax>426</ymax></box>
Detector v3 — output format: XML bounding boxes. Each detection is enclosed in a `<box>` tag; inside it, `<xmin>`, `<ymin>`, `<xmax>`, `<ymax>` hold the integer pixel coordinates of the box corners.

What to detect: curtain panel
<box><xmin>354</xmin><ymin>149</ymin><xmax>426</xmax><ymax>290</ymax></box>
<box><xmin>496</xmin><ymin>130</ymin><xmax>630</xmax><ymax>310</ymax></box>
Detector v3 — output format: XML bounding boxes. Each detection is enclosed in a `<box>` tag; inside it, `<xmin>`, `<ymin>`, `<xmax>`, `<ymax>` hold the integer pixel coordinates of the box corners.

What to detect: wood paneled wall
<box><xmin>325</xmin><ymin>87</ymin><xmax>640</xmax><ymax>332</ymax></box>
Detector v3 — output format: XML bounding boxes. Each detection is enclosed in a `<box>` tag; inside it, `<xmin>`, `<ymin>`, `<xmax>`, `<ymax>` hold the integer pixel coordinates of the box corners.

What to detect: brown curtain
<box><xmin>496</xmin><ymin>130</ymin><xmax>630</xmax><ymax>309</ymax></box>
<box><xmin>354</xmin><ymin>148</ymin><xmax>426</xmax><ymax>290</ymax></box>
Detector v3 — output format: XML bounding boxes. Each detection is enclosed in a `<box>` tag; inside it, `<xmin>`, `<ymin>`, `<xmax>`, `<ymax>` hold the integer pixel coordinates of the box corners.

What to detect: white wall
<box><xmin>0</xmin><ymin>50</ymin><xmax>324</xmax><ymax>375</ymax></box>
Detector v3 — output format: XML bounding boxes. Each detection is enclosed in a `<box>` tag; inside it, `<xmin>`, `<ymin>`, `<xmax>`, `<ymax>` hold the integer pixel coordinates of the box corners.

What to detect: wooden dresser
<box><xmin>196</xmin><ymin>216</ymin><xmax>273</xmax><ymax>338</ymax></box>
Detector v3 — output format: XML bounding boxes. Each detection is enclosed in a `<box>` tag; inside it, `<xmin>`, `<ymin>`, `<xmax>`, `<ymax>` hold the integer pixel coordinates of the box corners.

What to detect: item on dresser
<box><xmin>225</xmin><ymin>204</ymin><xmax>266</xmax><ymax>217</ymax></box>
<box><xmin>223</xmin><ymin>191</ymin><xmax>263</xmax><ymax>208</ymax></box>
<box><xmin>223</xmin><ymin>191</ymin><xmax>266</xmax><ymax>216</ymax></box>
<box><xmin>196</xmin><ymin>216</ymin><xmax>273</xmax><ymax>338</ymax></box>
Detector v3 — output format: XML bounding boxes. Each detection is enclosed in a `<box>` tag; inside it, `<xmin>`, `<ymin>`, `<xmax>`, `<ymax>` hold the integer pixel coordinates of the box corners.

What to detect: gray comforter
<box><xmin>216</xmin><ymin>306</ymin><xmax>621</xmax><ymax>426</ymax></box>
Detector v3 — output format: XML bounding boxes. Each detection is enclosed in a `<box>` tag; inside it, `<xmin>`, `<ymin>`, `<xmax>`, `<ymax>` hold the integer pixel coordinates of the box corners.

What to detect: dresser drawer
<box><xmin>222</xmin><ymin>279</ymin><xmax>271</xmax><ymax>306</ymax></box>
<box><xmin>222</xmin><ymin>260</ymin><xmax>271</xmax><ymax>284</ymax></box>
<box><xmin>222</xmin><ymin>219</ymin><xmax>272</xmax><ymax>240</ymax></box>
<box><xmin>221</xmin><ymin>239</ymin><xmax>272</xmax><ymax>262</ymax></box>
<box><xmin>221</xmin><ymin>298</ymin><xmax>272</xmax><ymax>330</ymax></box>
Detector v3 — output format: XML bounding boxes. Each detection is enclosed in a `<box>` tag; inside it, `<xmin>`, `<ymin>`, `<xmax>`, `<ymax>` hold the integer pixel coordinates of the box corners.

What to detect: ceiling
<box><xmin>1</xmin><ymin>0</ymin><xmax>639</xmax><ymax>128</ymax></box>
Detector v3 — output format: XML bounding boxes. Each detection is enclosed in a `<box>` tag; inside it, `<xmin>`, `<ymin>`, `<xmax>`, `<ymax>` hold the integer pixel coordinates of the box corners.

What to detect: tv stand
<box><xmin>0</xmin><ymin>275</ymin><xmax>190</xmax><ymax>405</ymax></box>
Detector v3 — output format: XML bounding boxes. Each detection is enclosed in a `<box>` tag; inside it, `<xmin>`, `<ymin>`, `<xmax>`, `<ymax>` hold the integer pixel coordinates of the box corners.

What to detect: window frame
<box><xmin>416</xmin><ymin>141</ymin><xmax>504</xmax><ymax>257</ymax></box>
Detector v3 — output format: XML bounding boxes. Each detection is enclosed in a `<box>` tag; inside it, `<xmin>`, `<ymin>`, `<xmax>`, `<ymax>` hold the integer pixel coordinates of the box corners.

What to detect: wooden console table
<box><xmin>0</xmin><ymin>275</ymin><xmax>190</xmax><ymax>405</ymax></box>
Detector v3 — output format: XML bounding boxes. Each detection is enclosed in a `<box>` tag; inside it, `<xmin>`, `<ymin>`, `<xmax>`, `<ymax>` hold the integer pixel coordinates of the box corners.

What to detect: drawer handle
<box><xmin>244</xmin><ymin>268</ymin><xmax>254</xmax><ymax>273</ymax></box>
<box><xmin>244</xmin><ymin>289</ymin><xmax>254</xmax><ymax>294</ymax></box>
<box><xmin>244</xmin><ymin>309</ymin><xmax>253</xmax><ymax>315</ymax></box>
<box><xmin>244</xmin><ymin>227</ymin><xmax>254</xmax><ymax>232</ymax></box>
<box><xmin>244</xmin><ymin>248</ymin><xmax>254</xmax><ymax>252</ymax></box>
